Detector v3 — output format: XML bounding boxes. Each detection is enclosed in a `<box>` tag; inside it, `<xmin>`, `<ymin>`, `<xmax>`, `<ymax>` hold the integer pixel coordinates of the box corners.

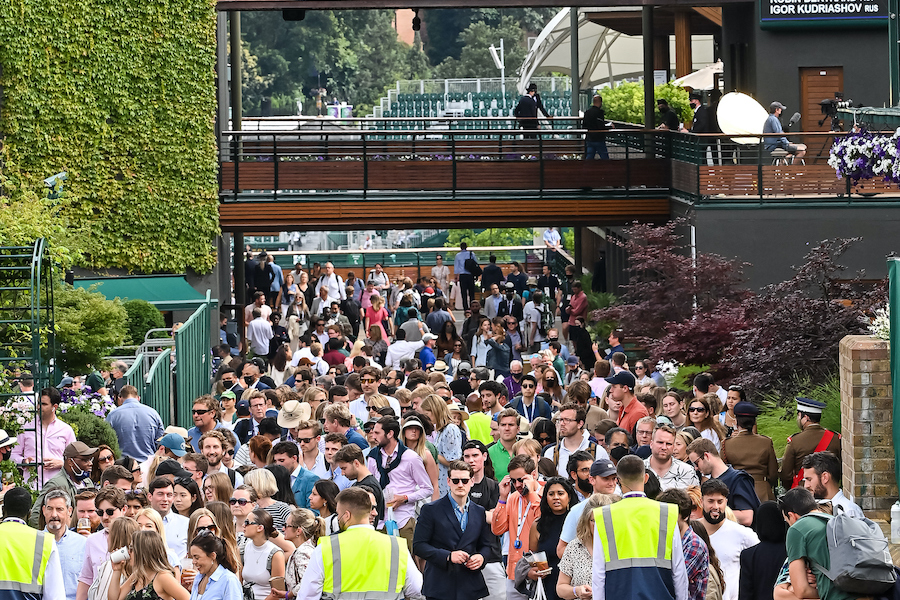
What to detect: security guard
<box><xmin>0</xmin><ymin>486</ymin><xmax>64</xmax><ymax>599</ymax></box>
<box><xmin>592</xmin><ymin>455</ymin><xmax>688</xmax><ymax>600</ymax></box>
<box><xmin>722</xmin><ymin>402</ymin><xmax>779</xmax><ymax>501</ymax></box>
<box><xmin>296</xmin><ymin>486</ymin><xmax>422</xmax><ymax>600</ymax></box>
<box><xmin>780</xmin><ymin>397</ymin><xmax>841</xmax><ymax>490</ymax></box>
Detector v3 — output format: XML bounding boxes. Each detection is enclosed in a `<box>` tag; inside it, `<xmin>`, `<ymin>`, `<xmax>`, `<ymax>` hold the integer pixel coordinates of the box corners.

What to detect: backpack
<box><xmin>464</xmin><ymin>252</ymin><xmax>482</xmax><ymax>277</ymax></box>
<box><xmin>806</xmin><ymin>510</ymin><xmax>896</xmax><ymax>595</ymax></box>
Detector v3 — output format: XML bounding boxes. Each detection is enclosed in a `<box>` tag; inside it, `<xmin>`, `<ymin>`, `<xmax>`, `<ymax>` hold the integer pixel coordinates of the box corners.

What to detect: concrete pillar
<box><xmin>839</xmin><ymin>335</ymin><xmax>897</xmax><ymax>520</ymax></box>
<box><xmin>642</xmin><ymin>7</ymin><xmax>655</xmax><ymax>128</ymax></box>
<box><xmin>570</xmin><ymin>8</ymin><xmax>580</xmax><ymax>117</ymax></box>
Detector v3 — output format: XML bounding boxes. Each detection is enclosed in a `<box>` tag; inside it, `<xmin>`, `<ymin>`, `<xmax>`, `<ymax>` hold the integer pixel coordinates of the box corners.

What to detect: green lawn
<box><xmin>755</xmin><ymin>376</ymin><xmax>841</xmax><ymax>457</ymax></box>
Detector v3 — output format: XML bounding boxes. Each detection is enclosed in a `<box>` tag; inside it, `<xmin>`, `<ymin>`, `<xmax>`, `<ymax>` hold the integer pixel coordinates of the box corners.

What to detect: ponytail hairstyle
<box><xmin>288</xmin><ymin>507</ymin><xmax>326</xmax><ymax>546</ymax></box>
<box><xmin>190</xmin><ymin>530</ymin><xmax>238</xmax><ymax>573</ymax></box>
<box><xmin>249</xmin><ymin>508</ymin><xmax>277</xmax><ymax>538</ymax></box>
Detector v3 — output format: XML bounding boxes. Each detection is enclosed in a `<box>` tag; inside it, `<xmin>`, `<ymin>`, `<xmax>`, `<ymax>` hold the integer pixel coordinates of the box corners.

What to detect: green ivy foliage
<box><xmin>601</xmin><ymin>82</ymin><xmax>692</xmax><ymax>126</ymax></box>
<box><xmin>0</xmin><ymin>0</ymin><xmax>220</xmax><ymax>274</ymax></box>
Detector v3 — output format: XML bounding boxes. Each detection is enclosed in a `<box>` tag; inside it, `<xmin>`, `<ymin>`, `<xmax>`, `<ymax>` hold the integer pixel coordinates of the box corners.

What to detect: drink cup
<box><xmin>530</xmin><ymin>550</ymin><xmax>549</xmax><ymax>571</ymax></box>
<box><xmin>110</xmin><ymin>546</ymin><xmax>130</xmax><ymax>564</ymax></box>
<box><xmin>77</xmin><ymin>518</ymin><xmax>91</xmax><ymax>535</ymax></box>
<box><xmin>384</xmin><ymin>489</ymin><xmax>395</xmax><ymax>504</ymax></box>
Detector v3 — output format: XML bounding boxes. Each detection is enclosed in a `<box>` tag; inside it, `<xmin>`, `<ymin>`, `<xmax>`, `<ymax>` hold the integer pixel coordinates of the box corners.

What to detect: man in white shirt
<box><xmin>149</xmin><ymin>477</ymin><xmax>189</xmax><ymax>559</ymax></box>
<box><xmin>348</xmin><ymin>366</ymin><xmax>402</xmax><ymax>424</ymax></box>
<box><xmin>315</xmin><ymin>262</ymin><xmax>346</xmax><ymax>301</ymax></box>
<box><xmin>199</xmin><ymin>430</ymin><xmax>244</xmax><ymax>487</ymax></box>
<box><xmin>246</xmin><ymin>308</ymin><xmax>273</xmax><ymax>357</ymax></box>
<box><xmin>802</xmin><ymin>450</ymin><xmax>865</xmax><ymax>518</ymax></box>
<box><xmin>522</xmin><ymin>291</ymin><xmax>546</xmax><ymax>352</ymax></box>
<box><xmin>698</xmin><ymin>479</ymin><xmax>759</xmax><ymax>600</ymax></box>
<box><xmin>384</xmin><ymin>329</ymin><xmax>424</xmax><ymax>370</ymax></box>
<box><xmin>645</xmin><ymin>425</ymin><xmax>699</xmax><ymax>490</ymax></box>
<box><xmin>243</xmin><ymin>292</ymin><xmax>272</xmax><ymax>334</ymax></box>
<box><xmin>542</xmin><ymin>403</ymin><xmax>608</xmax><ymax>477</ymax></box>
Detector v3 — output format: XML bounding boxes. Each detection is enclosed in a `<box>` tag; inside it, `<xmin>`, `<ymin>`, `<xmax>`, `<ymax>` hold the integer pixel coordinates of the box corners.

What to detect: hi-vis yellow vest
<box><xmin>594</xmin><ymin>496</ymin><xmax>678</xmax><ymax>600</ymax></box>
<box><xmin>0</xmin><ymin>521</ymin><xmax>54</xmax><ymax>599</ymax></box>
<box><xmin>319</xmin><ymin>527</ymin><xmax>408</xmax><ymax>600</ymax></box>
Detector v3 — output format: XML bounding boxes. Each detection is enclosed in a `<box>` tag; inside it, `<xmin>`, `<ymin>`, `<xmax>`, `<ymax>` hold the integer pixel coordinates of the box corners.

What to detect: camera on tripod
<box><xmin>819</xmin><ymin>92</ymin><xmax>852</xmax><ymax>131</ymax></box>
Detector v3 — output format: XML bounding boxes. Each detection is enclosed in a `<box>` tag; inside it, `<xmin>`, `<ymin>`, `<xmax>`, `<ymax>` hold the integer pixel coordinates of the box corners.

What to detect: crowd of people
<box><xmin>0</xmin><ymin>253</ymin><xmax>881</xmax><ymax>600</ymax></box>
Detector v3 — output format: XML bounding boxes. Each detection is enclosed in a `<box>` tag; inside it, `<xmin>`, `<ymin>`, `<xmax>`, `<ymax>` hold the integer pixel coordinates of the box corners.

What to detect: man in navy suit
<box><xmin>413</xmin><ymin>460</ymin><xmax>494</xmax><ymax>600</ymax></box>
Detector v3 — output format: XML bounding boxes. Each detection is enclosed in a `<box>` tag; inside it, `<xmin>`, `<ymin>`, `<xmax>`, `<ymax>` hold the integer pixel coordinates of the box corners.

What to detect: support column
<box><xmin>674</xmin><ymin>10</ymin><xmax>692</xmax><ymax>78</ymax></box>
<box><xmin>891</xmin><ymin>0</ymin><xmax>900</xmax><ymax>105</ymax></box>
<box><xmin>233</xmin><ymin>231</ymin><xmax>245</xmax><ymax>306</ymax></box>
<box><xmin>229</xmin><ymin>11</ymin><xmax>242</xmax><ymax>132</ymax></box>
<box><xmin>642</xmin><ymin>7</ymin><xmax>655</xmax><ymax>128</ymax></box>
<box><xmin>570</xmin><ymin>8</ymin><xmax>580</xmax><ymax>117</ymax></box>
<box><xmin>217</xmin><ymin>11</ymin><xmax>229</xmax><ymax>145</ymax></box>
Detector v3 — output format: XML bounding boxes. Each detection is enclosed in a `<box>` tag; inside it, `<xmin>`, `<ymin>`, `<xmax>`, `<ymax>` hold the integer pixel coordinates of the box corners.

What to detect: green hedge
<box><xmin>0</xmin><ymin>0</ymin><xmax>220</xmax><ymax>273</ymax></box>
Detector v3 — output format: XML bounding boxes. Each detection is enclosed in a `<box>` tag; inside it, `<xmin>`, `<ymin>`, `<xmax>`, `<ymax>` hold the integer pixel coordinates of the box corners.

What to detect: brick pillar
<box><xmin>839</xmin><ymin>335</ymin><xmax>896</xmax><ymax>520</ymax></box>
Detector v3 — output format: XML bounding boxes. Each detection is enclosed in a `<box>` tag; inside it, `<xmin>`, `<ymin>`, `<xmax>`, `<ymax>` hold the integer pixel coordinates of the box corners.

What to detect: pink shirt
<box><xmin>366</xmin><ymin>445</ymin><xmax>433</xmax><ymax>528</ymax></box>
<box><xmin>78</xmin><ymin>529</ymin><xmax>110</xmax><ymax>586</ymax></box>
<box><xmin>11</xmin><ymin>416</ymin><xmax>76</xmax><ymax>485</ymax></box>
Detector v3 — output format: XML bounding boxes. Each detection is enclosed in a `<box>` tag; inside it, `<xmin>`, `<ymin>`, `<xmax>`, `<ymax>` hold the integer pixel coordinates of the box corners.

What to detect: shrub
<box><xmin>123</xmin><ymin>299</ymin><xmax>166</xmax><ymax>346</ymax></box>
<box><xmin>601</xmin><ymin>82</ymin><xmax>691</xmax><ymax>126</ymax></box>
<box><xmin>58</xmin><ymin>410</ymin><xmax>121</xmax><ymax>458</ymax></box>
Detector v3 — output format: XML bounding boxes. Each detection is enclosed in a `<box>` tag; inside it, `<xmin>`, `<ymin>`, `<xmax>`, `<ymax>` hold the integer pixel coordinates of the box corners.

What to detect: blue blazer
<box><xmin>291</xmin><ymin>467</ymin><xmax>319</xmax><ymax>509</ymax></box>
<box><xmin>413</xmin><ymin>495</ymin><xmax>492</xmax><ymax>600</ymax></box>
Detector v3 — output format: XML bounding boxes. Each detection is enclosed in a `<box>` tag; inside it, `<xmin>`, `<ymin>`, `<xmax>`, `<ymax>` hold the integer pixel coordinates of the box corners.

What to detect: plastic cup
<box><xmin>530</xmin><ymin>550</ymin><xmax>549</xmax><ymax>571</ymax></box>
<box><xmin>77</xmin><ymin>518</ymin><xmax>91</xmax><ymax>535</ymax></box>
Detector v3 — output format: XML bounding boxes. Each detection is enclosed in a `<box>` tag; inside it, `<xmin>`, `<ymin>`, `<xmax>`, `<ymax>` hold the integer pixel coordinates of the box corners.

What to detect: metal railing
<box><xmin>147</xmin><ymin>350</ymin><xmax>173</xmax><ymax>426</ymax></box>
<box><xmin>174</xmin><ymin>290</ymin><xmax>212</xmax><ymax>428</ymax></box>
<box><xmin>669</xmin><ymin>131</ymin><xmax>900</xmax><ymax>205</ymax></box>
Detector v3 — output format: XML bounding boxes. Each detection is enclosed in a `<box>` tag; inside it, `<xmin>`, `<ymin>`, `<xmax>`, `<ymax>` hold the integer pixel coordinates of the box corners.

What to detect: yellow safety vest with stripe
<box><xmin>594</xmin><ymin>496</ymin><xmax>678</xmax><ymax>600</ymax></box>
<box><xmin>0</xmin><ymin>520</ymin><xmax>54</xmax><ymax>599</ymax></box>
<box><xmin>319</xmin><ymin>527</ymin><xmax>408</xmax><ymax>600</ymax></box>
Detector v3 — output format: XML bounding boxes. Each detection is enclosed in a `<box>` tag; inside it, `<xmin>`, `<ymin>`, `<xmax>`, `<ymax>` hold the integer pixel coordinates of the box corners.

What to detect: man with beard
<box><xmin>543</xmin><ymin>403</ymin><xmax>608</xmax><ymax>478</ymax></box>
<box><xmin>333</xmin><ymin>444</ymin><xmax>384</xmax><ymax>522</ymax></box>
<box><xmin>801</xmin><ymin>451</ymin><xmax>864</xmax><ymax>518</ymax></box>
<box><xmin>696</xmin><ymin>479</ymin><xmax>759</xmax><ymax>600</ymax></box>
<box><xmin>688</xmin><ymin>438</ymin><xmax>759</xmax><ymax>526</ymax></box>
<box><xmin>645</xmin><ymin>425</ymin><xmax>698</xmax><ymax>491</ymax></box>
<box><xmin>30</xmin><ymin>441</ymin><xmax>96</xmax><ymax>527</ymax></box>
<box><xmin>365</xmin><ymin>417</ymin><xmax>433</xmax><ymax>551</ymax></box>
<box><xmin>43</xmin><ymin>489</ymin><xmax>85</xmax><ymax>600</ymax></box>
<box><xmin>199</xmin><ymin>430</ymin><xmax>243</xmax><ymax>487</ymax></box>
<box><xmin>565</xmin><ymin>450</ymin><xmax>595</xmax><ymax>501</ymax></box>
<box><xmin>556</xmin><ymin>458</ymin><xmax>620</xmax><ymax>558</ymax></box>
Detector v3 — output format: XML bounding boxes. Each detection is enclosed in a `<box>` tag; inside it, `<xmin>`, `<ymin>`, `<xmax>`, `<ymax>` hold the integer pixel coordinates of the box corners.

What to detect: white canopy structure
<box><xmin>518</xmin><ymin>7</ymin><xmax>716</xmax><ymax>95</ymax></box>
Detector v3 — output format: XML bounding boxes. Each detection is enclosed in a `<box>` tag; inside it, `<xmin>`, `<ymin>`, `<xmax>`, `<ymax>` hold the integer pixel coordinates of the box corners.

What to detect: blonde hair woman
<box><xmin>243</xmin><ymin>468</ymin><xmax>292</xmax><ymax>531</ymax></box>
<box><xmin>364</xmin><ymin>294</ymin><xmax>392</xmax><ymax>341</ymax></box>
<box><xmin>557</xmin><ymin>493</ymin><xmax>620</xmax><ymax>600</ymax></box>
<box><xmin>401</xmin><ymin>416</ymin><xmax>440</xmax><ymax>501</ymax></box>
<box><xmin>419</xmin><ymin>394</ymin><xmax>462</xmax><ymax>497</ymax></box>
<box><xmin>202</xmin><ymin>472</ymin><xmax>234</xmax><ymax>504</ymax></box>
<box><xmin>284</xmin><ymin>508</ymin><xmax>326</xmax><ymax>598</ymax></box>
<box><xmin>186</xmin><ymin>508</ymin><xmax>241</xmax><ymax>583</ymax></box>
<box><xmin>109</xmin><ymin>530</ymin><xmax>189</xmax><ymax>600</ymax></box>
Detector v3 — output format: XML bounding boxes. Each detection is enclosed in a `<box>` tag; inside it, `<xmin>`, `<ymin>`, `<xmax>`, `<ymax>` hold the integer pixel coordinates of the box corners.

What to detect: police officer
<box><xmin>722</xmin><ymin>402</ymin><xmax>779</xmax><ymax>501</ymax></box>
<box><xmin>0</xmin><ymin>487</ymin><xmax>65</xmax><ymax>599</ymax></box>
<box><xmin>779</xmin><ymin>397</ymin><xmax>840</xmax><ymax>490</ymax></box>
<box><xmin>296</xmin><ymin>486</ymin><xmax>422</xmax><ymax>600</ymax></box>
<box><xmin>592</xmin><ymin>455</ymin><xmax>688</xmax><ymax>600</ymax></box>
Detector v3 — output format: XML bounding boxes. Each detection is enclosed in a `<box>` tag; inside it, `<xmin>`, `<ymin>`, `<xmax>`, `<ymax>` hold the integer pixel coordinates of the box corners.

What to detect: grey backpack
<box><xmin>807</xmin><ymin>509</ymin><xmax>896</xmax><ymax>595</ymax></box>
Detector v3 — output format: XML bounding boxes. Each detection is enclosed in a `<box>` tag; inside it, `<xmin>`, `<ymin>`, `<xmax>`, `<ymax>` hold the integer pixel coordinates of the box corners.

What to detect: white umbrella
<box><xmin>671</xmin><ymin>60</ymin><xmax>723</xmax><ymax>91</ymax></box>
<box><xmin>716</xmin><ymin>92</ymin><xmax>768</xmax><ymax>144</ymax></box>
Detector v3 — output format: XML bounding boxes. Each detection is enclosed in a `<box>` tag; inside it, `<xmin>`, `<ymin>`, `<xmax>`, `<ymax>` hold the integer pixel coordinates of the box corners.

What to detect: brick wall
<box><xmin>839</xmin><ymin>335</ymin><xmax>896</xmax><ymax>520</ymax></box>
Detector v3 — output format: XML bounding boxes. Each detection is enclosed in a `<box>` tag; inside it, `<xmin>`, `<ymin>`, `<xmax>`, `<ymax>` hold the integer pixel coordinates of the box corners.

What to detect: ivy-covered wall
<box><xmin>0</xmin><ymin>0</ymin><xmax>220</xmax><ymax>273</ymax></box>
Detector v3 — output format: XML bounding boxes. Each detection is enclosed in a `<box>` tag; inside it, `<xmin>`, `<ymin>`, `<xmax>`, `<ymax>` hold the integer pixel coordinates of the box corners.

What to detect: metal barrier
<box><xmin>146</xmin><ymin>350</ymin><xmax>173</xmax><ymax>426</ymax></box>
<box><xmin>123</xmin><ymin>357</ymin><xmax>147</xmax><ymax>392</ymax></box>
<box><xmin>174</xmin><ymin>290</ymin><xmax>212</xmax><ymax>428</ymax></box>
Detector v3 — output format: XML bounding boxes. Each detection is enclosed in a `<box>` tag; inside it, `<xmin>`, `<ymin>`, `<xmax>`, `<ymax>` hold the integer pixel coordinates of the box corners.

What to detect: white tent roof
<box><xmin>518</xmin><ymin>7</ymin><xmax>716</xmax><ymax>94</ymax></box>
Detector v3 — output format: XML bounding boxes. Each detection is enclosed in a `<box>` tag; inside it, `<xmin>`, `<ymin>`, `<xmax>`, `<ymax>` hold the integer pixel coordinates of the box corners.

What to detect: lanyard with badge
<box><xmin>514</xmin><ymin>494</ymin><xmax>530</xmax><ymax>549</ymax></box>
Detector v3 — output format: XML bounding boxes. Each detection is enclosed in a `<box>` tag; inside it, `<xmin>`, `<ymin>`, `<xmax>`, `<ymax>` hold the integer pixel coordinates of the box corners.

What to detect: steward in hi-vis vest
<box><xmin>0</xmin><ymin>487</ymin><xmax>63</xmax><ymax>600</ymax></box>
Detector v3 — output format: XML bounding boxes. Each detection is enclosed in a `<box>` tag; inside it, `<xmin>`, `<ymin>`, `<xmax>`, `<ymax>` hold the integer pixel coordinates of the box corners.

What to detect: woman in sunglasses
<box><xmin>229</xmin><ymin>485</ymin><xmax>257</xmax><ymax>534</ymax></box>
<box><xmin>185</xmin><ymin>509</ymin><xmax>242</xmax><ymax>587</ymax></box>
<box><xmin>283</xmin><ymin>508</ymin><xmax>325</xmax><ymax>599</ymax></box>
<box><xmin>241</xmin><ymin>509</ymin><xmax>286</xmax><ymax>600</ymax></box>
<box><xmin>90</xmin><ymin>445</ymin><xmax>116</xmax><ymax>484</ymax></box>
<box><xmin>688</xmin><ymin>395</ymin><xmax>727</xmax><ymax>451</ymax></box>
<box><xmin>187</xmin><ymin>529</ymin><xmax>242</xmax><ymax>600</ymax></box>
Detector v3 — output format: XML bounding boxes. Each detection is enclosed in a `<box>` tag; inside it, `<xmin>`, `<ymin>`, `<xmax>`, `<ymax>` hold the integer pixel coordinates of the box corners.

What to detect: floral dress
<box><xmin>436</xmin><ymin>423</ymin><xmax>462</xmax><ymax>497</ymax></box>
<box><xmin>285</xmin><ymin>540</ymin><xmax>317</xmax><ymax>597</ymax></box>
<box><xmin>559</xmin><ymin>538</ymin><xmax>593</xmax><ymax>589</ymax></box>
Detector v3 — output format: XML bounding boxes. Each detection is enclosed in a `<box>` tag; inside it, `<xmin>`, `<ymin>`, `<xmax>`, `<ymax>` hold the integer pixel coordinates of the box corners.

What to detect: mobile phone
<box><xmin>522</xmin><ymin>484</ymin><xmax>529</xmax><ymax>495</ymax></box>
<box><xmin>269</xmin><ymin>577</ymin><xmax>286</xmax><ymax>592</ymax></box>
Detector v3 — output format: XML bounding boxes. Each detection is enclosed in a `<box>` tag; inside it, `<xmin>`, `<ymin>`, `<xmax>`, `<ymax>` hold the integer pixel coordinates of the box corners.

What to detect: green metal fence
<box><xmin>147</xmin><ymin>350</ymin><xmax>173</xmax><ymax>425</ymax></box>
<box><xmin>174</xmin><ymin>290</ymin><xmax>212</xmax><ymax>428</ymax></box>
<box><xmin>123</xmin><ymin>357</ymin><xmax>147</xmax><ymax>392</ymax></box>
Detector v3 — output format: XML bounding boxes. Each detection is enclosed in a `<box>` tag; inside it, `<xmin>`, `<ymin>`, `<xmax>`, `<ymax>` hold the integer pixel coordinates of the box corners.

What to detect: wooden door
<box><xmin>799</xmin><ymin>67</ymin><xmax>844</xmax><ymax>131</ymax></box>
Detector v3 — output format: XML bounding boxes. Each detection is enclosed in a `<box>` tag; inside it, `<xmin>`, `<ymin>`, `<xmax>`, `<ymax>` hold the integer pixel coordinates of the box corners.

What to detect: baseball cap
<box><xmin>63</xmin><ymin>441</ymin><xmax>98</xmax><ymax>459</ymax></box>
<box><xmin>604</xmin><ymin>370</ymin><xmax>636</xmax><ymax>388</ymax></box>
<box><xmin>59</xmin><ymin>376</ymin><xmax>74</xmax><ymax>388</ymax></box>
<box><xmin>219</xmin><ymin>390</ymin><xmax>236</xmax><ymax>401</ymax></box>
<box><xmin>771</xmin><ymin>101</ymin><xmax>787</xmax><ymax>111</ymax></box>
<box><xmin>164</xmin><ymin>426</ymin><xmax>190</xmax><ymax>439</ymax></box>
<box><xmin>278</xmin><ymin>400</ymin><xmax>312</xmax><ymax>429</ymax></box>
<box><xmin>566</xmin><ymin>356</ymin><xmax>580</xmax><ymax>367</ymax></box>
<box><xmin>456</xmin><ymin>361</ymin><xmax>472</xmax><ymax>376</ymax></box>
<box><xmin>689</xmin><ymin>91</ymin><xmax>702</xmax><ymax>100</ymax></box>
<box><xmin>156</xmin><ymin>432</ymin><xmax>187</xmax><ymax>457</ymax></box>
<box><xmin>236</xmin><ymin>400</ymin><xmax>251</xmax><ymax>417</ymax></box>
<box><xmin>155</xmin><ymin>459</ymin><xmax>191</xmax><ymax>479</ymax></box>
<box><xmin>424</xmin><ymin>287</ymin><xmax>435</xmax><ymax>295</ymax></box>
<box><xmin>422</xmin><ymin>333</ymin><xmax>437</xmax><ymax>343</ymax></box>
<box><xmin>590</xmin><ymin>459</ymin><xmax>617</xmax><ymax>478</ymax></box>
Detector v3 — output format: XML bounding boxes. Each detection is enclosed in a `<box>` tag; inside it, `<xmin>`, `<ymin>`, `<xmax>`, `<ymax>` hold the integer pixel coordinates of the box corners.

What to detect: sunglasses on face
<box><xmin>225</xmin><ymin>448</ymin><xmax>235</xmax><ymax>456</ymax></box>
<box><xmin>192</xmin><ymin>409</ymin><xmax>211</xmax><ymax>415</ymax></box>
<box><xmin>511</xmin><ymin>477</ymin><xmax>527</xmax><ymax>484</ymax></box>
<box><xmin>230</xmin><ymin>498</ymin><xmax>252</xmax><ymax>506</ymax></box>
<box><xmin>243</xmin><ymin>519</ymin><xmax>259</xmax><ymax>527</ymax></box>
<box><xmin>521</xmin><ymin>383</ymin><xmax>535</xmax><ymax>389</ymax></box>
<box><xmin>95</xmin><ymin>508</ymin><xmax>118</xmax><ymax>517</ymax></box>
<box><xmin>360</xmin><ymin>378</ymin><xmax>376</xmax><ymax>384</ymax></box>
<box><xmin>196</xmin><ymin>525</ymin><xmax>216</xmax><ymax>534</ymax></box>
<box><xmin>297</xmin><ymin>437</ymin><xmax>315</xmax><ymax>444</ymax></box>
<box><xmin>689</xmin><ymin>407</ymin><xmax>707</xmax><ymax>413</ymax></box>
<box><xmin>98</xmin><ymin>454</ymin><xmax>114</xmax><ymax>462</ymax></box>
<box><xmin>450</xmin><ymin>478</ymin><xmax>471</xmax><ymax>485</ymax></box>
